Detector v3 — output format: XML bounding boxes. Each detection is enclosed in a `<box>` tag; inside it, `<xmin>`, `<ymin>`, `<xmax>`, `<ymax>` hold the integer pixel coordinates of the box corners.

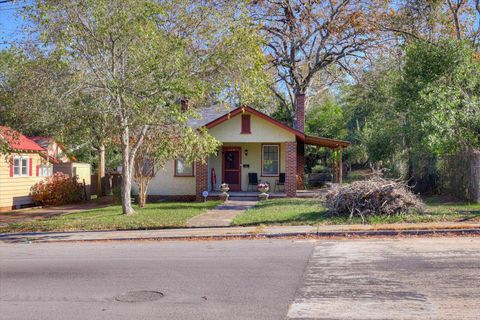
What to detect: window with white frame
<box><xmin>39</xmin><ymin>165</ymin><xmax>53</xmax><ymax>177</ymax></box>
<box><xmin>174</xmin><ymin>159</ymin><xmax>194</xmax><ymax>177</ymax></box>
<box><xmin>262</xmin><ymin>145</ymin><xmax>279</xmax><ymax>176</ymax></box>
<box><xmin>13</xmin><ymin>156</ymin><xmax>29</xmax><ymax>177</ymax></box>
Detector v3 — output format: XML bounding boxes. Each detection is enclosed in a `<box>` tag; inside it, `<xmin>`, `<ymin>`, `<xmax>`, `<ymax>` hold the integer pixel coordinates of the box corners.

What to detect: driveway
<box><xmin>1</xmin><ymin>237</ymin><xmax>479</xmax><ymax>319</ymax></box>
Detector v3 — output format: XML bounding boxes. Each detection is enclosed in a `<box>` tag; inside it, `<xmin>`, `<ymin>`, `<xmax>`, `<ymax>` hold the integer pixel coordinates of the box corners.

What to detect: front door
<box><xmin>222</xmin><ymin>147</ymin><xmax>242</xmax><ymax>191</ymax></box>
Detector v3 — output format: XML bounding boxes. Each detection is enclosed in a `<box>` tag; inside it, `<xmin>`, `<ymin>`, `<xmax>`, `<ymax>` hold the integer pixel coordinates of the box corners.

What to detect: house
<box><xmin>28</xmin><ymin>136</ymin><xmax>76</xmax><ymax>164</ymax></box>
<box><xmin>0</xmin><ymin>126</ymin><xmax>53</xmax><ymax>211</ymax></box>
<box><xmin>139</xmin><ymin>94</ymin><xmax>350</xmax><ymax>201</ymax></box>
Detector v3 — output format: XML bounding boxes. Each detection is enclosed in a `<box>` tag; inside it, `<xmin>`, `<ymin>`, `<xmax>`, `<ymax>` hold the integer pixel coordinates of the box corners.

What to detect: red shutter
<box><xmin>9</xmin><ymin>157</ymin><xmax>14</xmax><ymax>177</ymax></box>
<box><xmin>29</xmin><ymin>158</ymin><xmax>33</xmax><ymax>176</ymax></box>
<box><xmin>36</xmin><ymin>165</ymin><xmax>40</xmax><ymax>177</ymax></box>
<box><xmin>241</xmin><ymin>114</ymin><xmax>251</xmax><ymax>134</ymax></box>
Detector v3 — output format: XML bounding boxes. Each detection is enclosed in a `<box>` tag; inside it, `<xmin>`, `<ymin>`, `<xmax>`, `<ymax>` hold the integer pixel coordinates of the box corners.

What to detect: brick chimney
<box><xmin>293</xmin><ymin>93</ymin><xmax>305</xmax><ymax>132</ymax></box>
<box><xmin>181</xmin><ymin>99</ymin><xmax>189</xmax><ymax>112</ymax></box>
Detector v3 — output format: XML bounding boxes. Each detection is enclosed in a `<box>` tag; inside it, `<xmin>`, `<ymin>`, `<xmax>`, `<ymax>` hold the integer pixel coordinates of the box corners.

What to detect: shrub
<box><xmin>322</xmin><ymin>176</ymin><xmax>424</xmax><ymax>222</ymax></box>
<box><xmin>31</xmin><ymin>172</ymin><xmax>83</xmax><ymax>206</ymax></box>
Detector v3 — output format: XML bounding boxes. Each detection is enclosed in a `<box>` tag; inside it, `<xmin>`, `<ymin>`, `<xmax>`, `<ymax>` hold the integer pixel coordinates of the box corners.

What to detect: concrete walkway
<box><xmin>1</xmin><ymin>222</ymin><xmax>479</xmax><ymax>244</ymax></box>
<box><xmin>186</xmin><ymin>200</ymin><xmax>257</xmax><ymax>227</ymax></box>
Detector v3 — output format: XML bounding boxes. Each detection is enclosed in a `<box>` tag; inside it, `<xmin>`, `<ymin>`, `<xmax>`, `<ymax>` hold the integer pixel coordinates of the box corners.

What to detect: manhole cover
<box><xmin>115</xmin><ymin>290</ymin><xmax>164</xmax><ymax>303</ymax></box>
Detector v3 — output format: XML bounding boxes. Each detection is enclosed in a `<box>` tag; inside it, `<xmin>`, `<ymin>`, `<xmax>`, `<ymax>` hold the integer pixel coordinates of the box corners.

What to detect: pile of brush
<box><xmin>322</xmin><ymin>176</ymin><xmax>424</xmax><ymax>222</ymax></box>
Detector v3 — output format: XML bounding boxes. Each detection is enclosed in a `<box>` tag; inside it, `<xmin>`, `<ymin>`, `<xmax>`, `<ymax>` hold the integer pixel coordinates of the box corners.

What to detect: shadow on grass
<box><xmin>235</xmin><ymin>210</ymin><xmax>341</xmax><ymax>227</ymax></box>
<box><xmin>456</xmin><ymin>210</ymin><xmax>480</xmax><ymax>221</ymax></box>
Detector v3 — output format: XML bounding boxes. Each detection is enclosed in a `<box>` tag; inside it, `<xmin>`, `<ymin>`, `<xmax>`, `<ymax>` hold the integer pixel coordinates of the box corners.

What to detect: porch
<box><xmin>208</xmin><ymin>189</ymin><xmax>326</xmax><ymax>199</ymax></box>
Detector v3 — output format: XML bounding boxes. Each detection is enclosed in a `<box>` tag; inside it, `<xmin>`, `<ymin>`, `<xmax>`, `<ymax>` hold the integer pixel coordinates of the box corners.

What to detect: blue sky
<box><xmin>0</xmin><ymin>0</ymin><xmax>27</xmax><ymax>49</ymax></box>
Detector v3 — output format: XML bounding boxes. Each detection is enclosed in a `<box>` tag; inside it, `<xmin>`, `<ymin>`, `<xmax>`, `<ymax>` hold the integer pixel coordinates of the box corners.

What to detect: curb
<box><xmin>3</xmin><ymin>228</ymin><xmax>479</xmax><ymax>243</ymax></box>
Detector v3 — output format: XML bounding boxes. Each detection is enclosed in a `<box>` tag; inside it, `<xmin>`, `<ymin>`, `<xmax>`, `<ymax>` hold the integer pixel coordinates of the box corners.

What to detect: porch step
<box><xmin>228</xmin><ymin>196</ymin><xmax>258</xmax><ymax>201</ymax></box>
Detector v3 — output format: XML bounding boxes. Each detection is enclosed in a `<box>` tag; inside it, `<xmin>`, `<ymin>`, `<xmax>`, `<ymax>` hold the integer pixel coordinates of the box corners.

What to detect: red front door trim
<box><xmin>221</xmin><ymin>147</ymin><xmax>242</xmax><ymax>191</ymax></box>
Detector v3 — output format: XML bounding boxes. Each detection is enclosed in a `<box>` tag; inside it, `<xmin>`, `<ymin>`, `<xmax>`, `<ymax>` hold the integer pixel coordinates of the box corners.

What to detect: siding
<box><xmin>132</xmin><ymin>160</ymin><xmax>196</xmax><ymax>196</ymax></box>
<box><xmin>208</xmin><ymin>112</ymin><xmax>296</xmax><ymax>143</ymax></box>
<box><xmin>0</xmin><ymin>153</ymin><xmax>45</xmax><ymax>210</ymax></box>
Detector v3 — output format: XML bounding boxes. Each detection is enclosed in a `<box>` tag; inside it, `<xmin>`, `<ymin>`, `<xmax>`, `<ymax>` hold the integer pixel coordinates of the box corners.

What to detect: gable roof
<box><xmin>0</xmin><ymin>126</ymin><xmax>45</xmax><ymax>152</ymax></box>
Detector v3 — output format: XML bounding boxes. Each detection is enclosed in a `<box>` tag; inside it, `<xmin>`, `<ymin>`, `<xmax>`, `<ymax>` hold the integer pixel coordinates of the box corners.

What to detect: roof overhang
<box><xmin>301</xmin><ymin>134</ymin><xmax>351</xmax><ymax>149</ymax></box>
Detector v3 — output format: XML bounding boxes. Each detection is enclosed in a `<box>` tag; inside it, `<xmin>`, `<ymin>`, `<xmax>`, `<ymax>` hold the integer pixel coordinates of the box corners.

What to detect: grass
<box><xmin>0</xmin><ymin>201</ymin><xmax>220</xmax><ymax>233</ymax></box>
<box><xmin>232</xmin><ymin>197</ymin><xmax>480</xmax><ymax>226</ymax></box>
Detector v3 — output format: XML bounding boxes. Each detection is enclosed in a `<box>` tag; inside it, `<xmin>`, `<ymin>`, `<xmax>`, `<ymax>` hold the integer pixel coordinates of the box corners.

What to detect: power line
<box><xmin>0</xmin><ymin>0</ymin><xmax>15</xmax><ymax>4</ymax></box>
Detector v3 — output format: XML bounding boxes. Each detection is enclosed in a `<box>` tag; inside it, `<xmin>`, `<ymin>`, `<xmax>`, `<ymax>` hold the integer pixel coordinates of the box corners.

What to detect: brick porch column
<box><xmin>296</xmin><ymin>141</ymin><xmax>305</xmax><ymax>190</ymax></box>
<box><xmin>195</xmin><ymin>159</ymin><xmax>208</xmax><ymax>201</ymax></box>
<box><xmin>285</xmin><ymin>141</ymin><xmax>297</xmax><ymax>197</ymax></box>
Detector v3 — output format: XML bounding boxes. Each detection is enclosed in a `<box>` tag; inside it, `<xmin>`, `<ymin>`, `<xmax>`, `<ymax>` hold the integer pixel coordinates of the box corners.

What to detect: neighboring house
<box><xmin>28</xmin><ymin>136</ymin><xmax>75</xmax><ymax>164</ymax></box>
<box><xmin>28</xmin><ymin>137</ymin><xmax>90</xmax><ymax>198</ymax></box>
<box><xmin>0</xmin><ymin>126</ymin><xmax>54</xmax><ymax>211</ymax></box>
<box><xmin>138</xmin><ymin>94</ymin><xmax>350</xmax><ymax>201</ymax></box>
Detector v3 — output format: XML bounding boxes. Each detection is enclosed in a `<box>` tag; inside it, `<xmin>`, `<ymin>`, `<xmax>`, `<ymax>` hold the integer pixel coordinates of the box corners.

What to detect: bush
<box><xmin>322</xmin><ymin>176</ymin><xmax>424</xmax><ymax>222</ymax></box>
<box><xmin>31</xmin><ymin>172</ymin><xmax>83</xmax><ymax>206</ymax></box>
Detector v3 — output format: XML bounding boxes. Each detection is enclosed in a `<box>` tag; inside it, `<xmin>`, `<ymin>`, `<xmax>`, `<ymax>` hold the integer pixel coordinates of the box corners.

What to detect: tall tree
<box><xmin>380</xmin><ymin>0</ymin><xmax>480</xmax><ymax>48</ymax></box>
<box><xmin>250</xmin><ymin>0</ymin><xmax>386</xmax><ymax>119</ymax></box>
<box><xmin>28</xmin><ymin>0</ymin><xmax>268</xmax><ymax>214</ymax></box>
<box><xmin>0</xmin><ymin>48</ymin><xmax>112</xmax><ymax>190</ymax></box>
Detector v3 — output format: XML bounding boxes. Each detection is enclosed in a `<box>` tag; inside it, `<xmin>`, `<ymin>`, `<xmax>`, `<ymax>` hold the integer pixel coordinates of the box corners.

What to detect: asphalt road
<box><xmin>1</xmin><ymin>237</ymin><xmax>479</xmax><ymax>320</ymax></box>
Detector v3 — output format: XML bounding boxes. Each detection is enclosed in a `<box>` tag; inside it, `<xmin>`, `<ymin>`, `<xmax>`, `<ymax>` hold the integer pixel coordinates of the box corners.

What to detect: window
<box><xmin>39</xmin><ymin>165</ymin><xmax>53</xmax><ymax>177</ymax></box>
<box><xmin>241</xmin><ymin>114</ymin><xmax>251</xmax><ymax>134</ymax></box>
<box><xmin>262</xmin><ymin>145</ymin><xmax>279</xmax><ymax>176</ymax></box>
<box><xmin>174</xmin><ymin>159</ymin><xmax>194</xmax><ymax>177</ymax></box>
<box><xmin>13</xmin><ymin>156</ymin><xmax>29</xmax><ymax>177</ymax></box>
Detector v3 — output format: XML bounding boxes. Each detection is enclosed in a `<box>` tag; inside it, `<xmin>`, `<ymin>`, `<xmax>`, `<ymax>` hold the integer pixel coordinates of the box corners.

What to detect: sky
<box><xmin>0</xmin><ymin>0</ymin><xmax>28</xmax><ymax>49</ymax></box>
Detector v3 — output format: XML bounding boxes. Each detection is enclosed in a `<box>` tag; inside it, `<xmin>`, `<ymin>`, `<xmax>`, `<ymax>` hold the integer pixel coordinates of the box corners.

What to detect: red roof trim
<box><xmin>204</xmin><ymin>106</ymin><xmax>305</xmax><ymax>139</ymax></box>
<box><xmin>0</xmin><ymin>126</ymin><xmax>45</xmax><ymax>152</ymax></box>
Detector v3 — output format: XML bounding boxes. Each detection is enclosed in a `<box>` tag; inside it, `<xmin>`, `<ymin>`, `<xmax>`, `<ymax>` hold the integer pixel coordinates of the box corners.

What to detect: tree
<box><xmin>134</xmin><ymin>121</ymin><xmax>220</xmax><ymax>207</ymax></box>
<box><xmin>250</xmin><ymin>0</ymin><xmax>386</xmax><ymax>119</ymax></box>
<box><xmin>0</xmin><ymin>48</ymin><xmax>112</xmax><ymax>190</ymax></box>
<box><xmin>379</xmin><ymin>0</ymin><xmax>480</xmax><ymax>48</ymax></box>
<box><xmin>28</xmin><ymin>0</ymin><xmax>269</xmax><ymax>214</ymax></box>
<box><xmin>401</xmin><ymin>40</ymin><xmax>480</xmax><ymax>201</ymax></box>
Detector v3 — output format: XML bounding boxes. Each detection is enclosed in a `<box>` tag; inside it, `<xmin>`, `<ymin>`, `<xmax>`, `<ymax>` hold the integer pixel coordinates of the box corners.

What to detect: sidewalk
<box><xmin>1</xmin><ymin>221</ymin><xmax>479</xmax><ymax>243</ymax></box>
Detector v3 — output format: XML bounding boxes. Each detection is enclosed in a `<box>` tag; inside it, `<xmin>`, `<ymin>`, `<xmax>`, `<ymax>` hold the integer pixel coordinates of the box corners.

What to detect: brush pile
<box><xmin>322</xmin><ymin>176</ymin><xmax>424</xmax><ymax>222</ymax></box>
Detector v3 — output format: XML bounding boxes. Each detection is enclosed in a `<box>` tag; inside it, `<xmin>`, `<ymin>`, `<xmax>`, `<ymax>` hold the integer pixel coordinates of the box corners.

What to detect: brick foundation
<box><xmin>195</xmin><ymin>160</ymin><xmax>208</xmax><ymax>201</ymax></box>
<box><xmin>285</xmin><ymin>141</ymin><xmax>297</xmax><ymax>197</ymax></box>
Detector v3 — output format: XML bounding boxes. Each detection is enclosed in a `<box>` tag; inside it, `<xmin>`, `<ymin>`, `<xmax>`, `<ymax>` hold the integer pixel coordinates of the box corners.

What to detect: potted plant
<box><xmin>219</xmin><ymin>182</ymin><xmax>229</xmax><ymax>201</ymax></box>
<box><xmin>257</xmin><ymin>182</ymin><xmax>270</xmax><ymax>200</ymax></box>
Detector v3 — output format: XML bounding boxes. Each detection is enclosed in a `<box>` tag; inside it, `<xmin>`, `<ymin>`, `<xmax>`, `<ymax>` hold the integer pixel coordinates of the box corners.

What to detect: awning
<box><xmin>301</xmin><ymin>134</ymin><xmax>350</xmax><ymax>149</ymax></box>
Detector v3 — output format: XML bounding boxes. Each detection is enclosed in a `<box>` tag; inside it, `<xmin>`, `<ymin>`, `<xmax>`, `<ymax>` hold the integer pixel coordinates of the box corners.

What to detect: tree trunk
<box><xmin>121</xmin><ymin>126</ymin><xmax>135</xmax><ymax>215</ymax></box>
<box><xmin>97</xmin><ymin>143</ymin><xmax>106</xmax><ymax>197</ymax></box>
<box><xmin>139</xmin><ymin>181</ymin><xmax>148</xmax><ymax>208</ymax></box>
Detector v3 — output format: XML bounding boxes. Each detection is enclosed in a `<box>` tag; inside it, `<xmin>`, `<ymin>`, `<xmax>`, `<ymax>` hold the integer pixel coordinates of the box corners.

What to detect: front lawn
<box><xmin>0</xmin><ymin>201</ymin><xmax>220</xmax><ymax>233</ymax></box>
<box><xmin>232</xmin><ymin>197</ymin><xmax>480</xmax><ymax>226</ymax></box>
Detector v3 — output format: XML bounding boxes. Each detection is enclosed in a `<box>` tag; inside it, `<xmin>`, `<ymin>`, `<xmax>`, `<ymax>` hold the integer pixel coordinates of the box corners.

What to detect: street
<box><xmin>1</xmin><ymin>237</ymin><xmax>479</xmax><ymax>320</ymax></box>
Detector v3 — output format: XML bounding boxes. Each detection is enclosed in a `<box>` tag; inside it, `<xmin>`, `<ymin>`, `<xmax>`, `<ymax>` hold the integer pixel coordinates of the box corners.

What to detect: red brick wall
<box><xmin>195</xmin><ymin>160</ymin><xmax>208</xmax><ymax>201</ymax></box>
<box><xmin>285</xmin><ymin>141</ymin><xmax>297</xmax><ymax>197</ymax></box>
<box><xmin>296</xmin><ymin>141</ymin><xmax>305</xmax><ymax>190</ymax></box>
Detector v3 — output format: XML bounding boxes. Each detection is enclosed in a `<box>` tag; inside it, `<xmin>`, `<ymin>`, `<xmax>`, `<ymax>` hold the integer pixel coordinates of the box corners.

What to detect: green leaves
<box><xmin>400</xmin><ymin>40</ymin><xmax>480</xmax><ymax>154</ymax></box>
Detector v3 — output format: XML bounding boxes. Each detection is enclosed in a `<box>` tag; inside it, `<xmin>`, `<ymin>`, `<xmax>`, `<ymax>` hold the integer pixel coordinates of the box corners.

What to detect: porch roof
<box><xmin>301</xmin><ymin>134</ymin><xmax>350</xmax><ymax>149</ymax></box>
